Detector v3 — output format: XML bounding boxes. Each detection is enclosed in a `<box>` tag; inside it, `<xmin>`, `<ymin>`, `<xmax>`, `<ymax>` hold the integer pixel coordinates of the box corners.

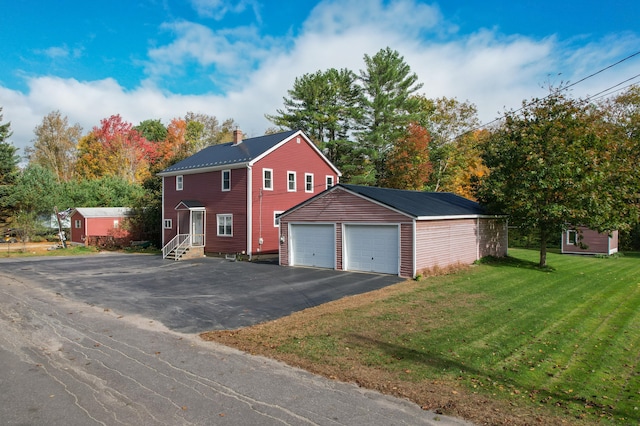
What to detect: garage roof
<box><xmin>340</xmin><ymin>184</ymin><xmax>488</xmax><ymax>218</ymax></box>
<box><xmin>72</xmin><ymin>207</ymin><xmax>132</xmax><ymax>218</ymax></box>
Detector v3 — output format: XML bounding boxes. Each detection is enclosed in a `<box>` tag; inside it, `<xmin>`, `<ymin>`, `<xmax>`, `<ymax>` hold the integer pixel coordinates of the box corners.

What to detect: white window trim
<box><xmin>176</xmin><ymin>175</ymin><xmax>183</xmax><ymax>191</ymax></box>
<box><xmin>164</xmin><ymin>219</ymin><xmax>172</xmax><ymax>229</ymax></box>
<box><xmin>287</xmin><ymin>171</ymin><xmax>296</xmax><ymax>192</ymax></box>
<box><xmin>263</xmin><ymin>168</ymin><xmax>273</xmax><ymax>191</ymax></box>
<box><xmin>567</xmin><ymin>229</ymin><xmax>577</xmax><ymax>245</ymax></box>
<box><xmin>222</xmin><ymin>169</ymin><xmax>231</xmax><ymax>192</ymax></box>
<box><xmin>274</xmin><ymin>211</ymin><xmax>283</xmax><ymax>227</ymax></box>
<box><xmin>305</xmin><ymin>173</ymin><xmax>314</xmax><ymax>193</ymax></box>
<box><xmin>113</xmin><ymin>220</ymin><xmax>119</xmax><ymax>228</ymax></box>
<box><xmin>326</xmin><ymin>175</ymin><xmax>334</xmax><ymax>189</ymax></box>
<box><xmin>75</xmin><ymin>219</ymin><xmax>81</xmax><ymax>229</ymax></box>
<box><xmin>217</xmin><ymin>214</ymin><xmax>233</xmax><ymax>237</ymax></box>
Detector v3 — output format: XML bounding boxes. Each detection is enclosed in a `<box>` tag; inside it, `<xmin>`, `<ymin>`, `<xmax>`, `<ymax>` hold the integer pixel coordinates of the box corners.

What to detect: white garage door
<box><xmin>290</xmin><ymin>224</ymin><xmax>335</xmax><ymax>269</ymax></box>
<box><xmin>345</xmin><ymin>225</ymin><xmax>399</xmax><ymax>275</ymax></box>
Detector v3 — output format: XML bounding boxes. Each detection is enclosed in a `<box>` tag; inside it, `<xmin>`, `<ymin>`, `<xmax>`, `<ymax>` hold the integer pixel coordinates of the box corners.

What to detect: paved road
<box><xmin>0</xmin><ymin>255</ymin><xmax>472</xmax><ymax>425</ymax></box>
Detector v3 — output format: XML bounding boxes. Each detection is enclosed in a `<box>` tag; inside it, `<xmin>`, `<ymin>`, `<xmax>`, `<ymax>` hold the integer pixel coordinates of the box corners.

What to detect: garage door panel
<box><xmin>345</xmin><ymin>225</ymin><xmax>399</xmax><ymax>274</ymax></box>
<box><xmin>290</xmin><ymin>224</ymin><xmax>334</xmax><ymax>269</ymax></box>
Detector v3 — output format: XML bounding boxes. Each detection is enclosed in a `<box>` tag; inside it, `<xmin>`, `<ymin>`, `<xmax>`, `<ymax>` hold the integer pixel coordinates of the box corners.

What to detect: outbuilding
<box><xmin>70</xmin><ymin>207</ymin><xmax>133</xmax><ymax>246</ymax></box>
<box><xmin>561</xmin><ymin>226</ymin><xmax>618</xmax><ymax>255</ymax></box>
<box><xmin>278</xmin><ymin>184</ymin><xmax>508</xmax><ymax>278</ymax></box>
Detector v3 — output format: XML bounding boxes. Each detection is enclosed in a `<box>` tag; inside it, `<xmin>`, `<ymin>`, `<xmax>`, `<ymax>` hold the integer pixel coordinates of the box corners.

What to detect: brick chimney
<box><xmin>233</xmin><ymin>129</ymin><xmax>243</xmax><ymax>145</ymax></box>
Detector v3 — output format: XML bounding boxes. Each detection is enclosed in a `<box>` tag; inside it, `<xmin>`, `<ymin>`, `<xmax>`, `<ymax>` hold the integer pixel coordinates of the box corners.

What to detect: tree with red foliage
<box><xmin>90</xmin><ymin>115</ymin><xmax>159</xmax><ymax>183</ymax></box>
<box><xmin>381</xmin><ymin>123</ymin><xmax>432</xmax><ymax>190</ymax></box>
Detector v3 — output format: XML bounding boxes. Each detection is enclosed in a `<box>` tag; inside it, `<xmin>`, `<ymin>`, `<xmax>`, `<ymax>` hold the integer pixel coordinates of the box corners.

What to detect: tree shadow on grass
<box><xmin>476</xmin><ymin>254</ymin><xmax>555</xmax><ymax>272</ymax></box>
<box><xmin>348</xmin><ymin>334</ymin><xmax>622</xmax><ymax>422</ymax></box>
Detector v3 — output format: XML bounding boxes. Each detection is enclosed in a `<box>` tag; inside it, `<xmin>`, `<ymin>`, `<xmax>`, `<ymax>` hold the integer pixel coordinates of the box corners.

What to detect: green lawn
<box><xmin>205</xmin><ymin>248</ymin><xmax>640</xmax><ymax>424</ymax></box>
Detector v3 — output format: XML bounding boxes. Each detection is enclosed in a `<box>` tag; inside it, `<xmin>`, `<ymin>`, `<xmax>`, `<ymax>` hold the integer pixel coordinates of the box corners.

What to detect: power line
<box><xmin>450</xmin><ymin>49</ymin><xmax>640</xmax><ymax>141</ymax></box>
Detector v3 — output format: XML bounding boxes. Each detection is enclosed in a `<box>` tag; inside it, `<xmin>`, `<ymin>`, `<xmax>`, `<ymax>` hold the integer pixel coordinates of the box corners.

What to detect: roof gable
<box><xmin>72</xmin><ymin>207</ymin><xmax>132</xmax><ymax>218</ymax></box>
<box><xmin>340</xmin><ymin>184</ymin><xmax>487</xmax><ymax>217</ymax></box>
<box><xmin>158</xmin><ymin>130</ymin><xmax>300</xmax><ymax>175</ymax></box>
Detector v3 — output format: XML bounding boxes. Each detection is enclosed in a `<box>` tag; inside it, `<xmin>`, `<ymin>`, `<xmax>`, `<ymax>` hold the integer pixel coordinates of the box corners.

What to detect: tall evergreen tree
<box><xmin>0</xmin><ymin>108</ymin><xmax>19</xmax><ymax>224</ymax></box>
<box><xmin>358</xmin><ymin>47</ymin><xmax>423</xmax><ymax>185</ymax></box>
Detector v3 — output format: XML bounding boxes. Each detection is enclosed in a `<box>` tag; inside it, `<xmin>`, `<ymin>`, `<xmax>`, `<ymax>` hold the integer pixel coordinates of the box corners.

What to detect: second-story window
<box><xmin>288</xmin><ymin>171</ymin><xmax>296</xmax><ymax>192</ymax></box>
<box><xmin>176</xmin><ymin>175</ymin><xmax>183</xmax><ymax>191</ymax></box>
<box><xmin>263</xmin><ymin>168</ymin><xmax>273</xmax><ymax>190</ymax></box>
<box><xmin>222</xmin><ymin>169</ymin><xmax>231</xmax><ymax>191</ymax></box>
<box><xmin>305</xmin><ymin>173</ymin><xmax>314</xmax><ymax>193</ymax></box>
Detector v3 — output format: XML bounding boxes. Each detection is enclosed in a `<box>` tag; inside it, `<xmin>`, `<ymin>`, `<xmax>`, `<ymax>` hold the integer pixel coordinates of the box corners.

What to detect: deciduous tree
<box><xmin>476</xmin><ymin>91</ymin><xmax>634</xmax><ymax>267</ymax></box>
<box><xmin>380</xmin><ymin>123</ymin><xmax>432</xmax><ymax>190</ymax></box>
<box><xmin>26</xmin><ymin>111</ymin><xmax>82</xmax><ymax>183</ymax></box>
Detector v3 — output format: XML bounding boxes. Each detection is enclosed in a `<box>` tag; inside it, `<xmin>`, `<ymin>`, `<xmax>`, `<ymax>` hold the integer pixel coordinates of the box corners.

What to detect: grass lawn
<box><xmin>202</xmin><ymin>248</ymin><xmax>640</xmax><ymax>425</ymax></box>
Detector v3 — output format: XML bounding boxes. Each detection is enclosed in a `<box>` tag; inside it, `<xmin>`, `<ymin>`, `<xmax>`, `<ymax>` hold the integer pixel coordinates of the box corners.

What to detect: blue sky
<box><xmin>1</xmin><ymin>0</ymin><xmax>638</xmax><ymax>156</ymax></box>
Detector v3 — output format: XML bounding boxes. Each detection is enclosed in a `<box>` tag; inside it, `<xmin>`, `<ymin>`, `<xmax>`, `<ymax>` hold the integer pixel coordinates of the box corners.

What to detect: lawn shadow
<box><xmin>477</xmin><ymin>254</ymin><xmax>555</xmax><ymax>272</ymax></box>
<box><xmin>347</xmin><ymin>334</ymin><xmax>623</xmax><ymax>422</ymax></box>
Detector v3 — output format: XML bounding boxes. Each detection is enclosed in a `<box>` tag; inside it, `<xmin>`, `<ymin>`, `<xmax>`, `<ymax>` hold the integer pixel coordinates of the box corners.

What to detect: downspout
<box><xmin>161</xmin><ymin>177</ymin><xmax>165</xmax><ymax>246</ymax></box>
<box><xmin>246</xmin><ymin>166</ymin><xmax>252</xmax><ymax>260</ymax></box>
<box><xmin>412</xmin><ymin>219</ymin><xmax>417</xmax><ymax>278</ymax></box>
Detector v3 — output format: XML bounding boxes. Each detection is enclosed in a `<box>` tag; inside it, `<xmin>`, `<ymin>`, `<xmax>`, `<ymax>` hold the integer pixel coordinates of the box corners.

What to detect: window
<box><xmin>176</xmin><ymin>175</ymin><xmax>183</xmax><ymax>191</ymax></box>
<box><xmin>75</xmin><ymin>219</ymin><xmax>81</xmax><ymax>229</ymax></box>
<box><xmin>217</xmin><ymin>214</ymin><xmax>233</xmax><ymax>236</ymax></box>
<box><xmin>287</xmin><ymin>171</ymin><xmax>296</xmax><ymax>192</ymax></box>
<box><xmin>113</xmin><ymin>220</ymin><xmax>119</xmax><ymax>228</ymax></box>
<box><xmin>567</xmin><ymin>230</ymin><xmax>577</xmax><ymax>245</ymax></box>
<box><xmin>164</xmin><ymin>219</ymin><xmax>172</xmax><ymax>229</ymax></box>
<box><xmin>222</xmin><ymin>169</ymin><xmax>231</xmax><ymax>191</ymax></box>
<box><xmin>326</xmin><ymin>175</ymin><xmax>334</xmax><ymax>189</ymax></box>
<box><xmin>274</xmin><ymin>211</ymin><xmax>283</xmax><ymax>227</ymax></box>
<box><xmin>305</xmin><ymin>173</ymin><xmax>314</xmax><ymax>193</ymax></box>
<box><xmin>263</xmin><ymin>168</ymin><xmax>273</xmax><ymax>190</ymax></box>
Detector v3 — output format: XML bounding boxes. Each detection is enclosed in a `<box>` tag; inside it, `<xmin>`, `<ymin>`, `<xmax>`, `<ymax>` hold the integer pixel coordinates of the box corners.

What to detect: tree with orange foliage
<box><xmin>78</xmin><ymin>115</ymin><xmax>159</xmax><ymax>184</ymax></box>
<box><xmin>380</xmin><ymin>123</ymin><xmax>432</xmax><ymax>190</ymax></box>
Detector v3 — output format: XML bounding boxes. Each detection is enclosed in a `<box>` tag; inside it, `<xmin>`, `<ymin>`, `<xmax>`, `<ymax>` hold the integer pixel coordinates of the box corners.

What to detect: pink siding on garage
<box><xmin>279</xmin><ymin>187</ymin><xmax>413</xmax><ymax>276</ymax></box>
<box><xmin>415</xmin><ymin>219</ymin><xmax>478</xmax><ymax>271</ymax></box>
<box><xmin>70</xmin><ymin>211</ymin><xmax>130</xmax><ymax>246</ymax></box>
<box><xmin>478</xmin><ymin>219</ymin><xmax>509</xmax><ymax>258</ymax></box>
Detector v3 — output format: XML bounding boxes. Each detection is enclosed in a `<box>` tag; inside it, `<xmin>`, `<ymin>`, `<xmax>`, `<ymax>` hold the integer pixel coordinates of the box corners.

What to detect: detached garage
<box><xmin>279</xmin><ymin>184</ymin><xmax>508</xmax><ymax>278</ymax></box>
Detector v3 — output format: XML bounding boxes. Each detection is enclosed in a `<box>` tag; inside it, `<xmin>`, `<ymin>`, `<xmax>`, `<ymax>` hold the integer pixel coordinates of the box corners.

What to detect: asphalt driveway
<box><xmin>1</xmin><ymin>253</ymin><xmax>403</xmax><ymax>333</ymax></box>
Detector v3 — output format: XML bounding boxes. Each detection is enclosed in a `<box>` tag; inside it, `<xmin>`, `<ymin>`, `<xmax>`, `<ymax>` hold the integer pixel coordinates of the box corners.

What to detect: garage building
<box><xmin>278</xmin><ymin>184</ymin><xmax>507</xmax><ymax>278</ymax></box>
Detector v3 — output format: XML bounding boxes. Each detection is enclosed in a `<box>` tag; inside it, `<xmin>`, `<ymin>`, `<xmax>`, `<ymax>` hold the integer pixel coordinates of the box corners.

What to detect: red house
<box><xmin>70</xmin><ymin>207</ymin><xmax>132</xmax><ymax>246</ymax></box>
<box><xmin>158</xmin><ymin>129</ymin><xmax>340</xmax><ymax>260</ymax></box>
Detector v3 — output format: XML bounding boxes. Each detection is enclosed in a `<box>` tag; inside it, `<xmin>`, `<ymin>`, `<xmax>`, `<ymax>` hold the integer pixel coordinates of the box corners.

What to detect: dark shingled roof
<box><xmin>159</xmin><ymin>129</ymin><xmax>299</xmax><ymax>174</ymax></box>
<box><xmin>340</xmin><ymin>184</ymin><xmax>488</xmax><ymax>217</ymax></box>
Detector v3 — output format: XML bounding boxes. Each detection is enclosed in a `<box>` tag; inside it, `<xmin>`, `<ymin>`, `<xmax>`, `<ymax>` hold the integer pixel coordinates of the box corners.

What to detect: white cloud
<box><xmin>189</xmin><ymin>0</ymin><xmax>260</xmax><ymax>20</ymax></box>
<box><xmin>1</xmin><ymin>0</ymin><xmax>638</xmax><ymax>160</ymax></box>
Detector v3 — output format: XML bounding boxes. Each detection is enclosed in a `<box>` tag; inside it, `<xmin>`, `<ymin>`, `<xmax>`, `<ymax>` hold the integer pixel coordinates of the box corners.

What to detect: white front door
<box><xmin>191</xmin><ymin>210</ymin><xmax>204</xmax><ymax>246</ymax></box>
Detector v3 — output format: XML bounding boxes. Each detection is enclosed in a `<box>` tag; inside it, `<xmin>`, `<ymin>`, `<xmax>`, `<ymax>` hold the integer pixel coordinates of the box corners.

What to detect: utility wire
<box><xmin>449</xmin><ymin>49</ymin><xmax>640</xmax><ymax>142</ymax></box>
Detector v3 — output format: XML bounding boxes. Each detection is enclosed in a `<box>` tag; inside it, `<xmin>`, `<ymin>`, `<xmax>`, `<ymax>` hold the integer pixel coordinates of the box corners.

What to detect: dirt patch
<box><xmin>0</xmin><ymin>242</ymin><xmax>60</xmax><ymax>256</ymax></box>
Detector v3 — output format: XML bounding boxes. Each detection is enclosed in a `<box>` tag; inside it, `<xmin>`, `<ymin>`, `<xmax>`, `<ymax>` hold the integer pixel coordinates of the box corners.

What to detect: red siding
<box><xmin>252</xmin><ymin>136</ymin><xmax>339</xmax><ymax>254</ymax></box>
<box><xmin>163</xmin><ymin>169</ymin><xmax>248</xmax><ymax>254</ymax></box>
<box><xmin>70</xmin><ymin>212</ymin><xmax>130</xmax><ymax>245</ymax></box>
<box><xmin>562</xmin><ymin>226</ymin><xmax>618</xmax><ymax>255</ymax></box>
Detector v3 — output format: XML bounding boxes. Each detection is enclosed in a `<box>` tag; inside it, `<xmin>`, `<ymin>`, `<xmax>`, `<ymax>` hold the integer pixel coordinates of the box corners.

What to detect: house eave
<box><xmin>415</xmin><ymin>214</ymin><xmax>506</xmax><ymax>221</ymax></box>
<box><xmin>157</xmin><ymin>162</ymin><xmax>249</xmax><ymax>177</ymax></box>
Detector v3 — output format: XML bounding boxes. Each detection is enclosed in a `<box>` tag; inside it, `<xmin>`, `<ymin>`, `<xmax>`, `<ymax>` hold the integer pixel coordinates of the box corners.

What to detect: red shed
<box><xmin>561</xmin><ymin>226</ymin><xmax>618</xmax><ymax>255</ymax></box>
<box><xmin>278</xmin><ymin>184</ymin><xmax>508</xmax><ymax>278</ymax></box>
<box><xmin>70</xmin><ymin>207</ymin><xmax>132</xmax><ymax>246</ymax></box>
<box><xmin>157</xmin><ymin>129</ymin><xmax>340</xmax><ymax>260</ymax></box>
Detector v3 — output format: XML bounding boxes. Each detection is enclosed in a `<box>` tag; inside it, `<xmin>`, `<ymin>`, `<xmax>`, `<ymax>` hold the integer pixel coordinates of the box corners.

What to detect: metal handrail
<box><xmin>162</xmin><ymin>233</ymin><xmax>189</xmax><ymax>259</ymax></box>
